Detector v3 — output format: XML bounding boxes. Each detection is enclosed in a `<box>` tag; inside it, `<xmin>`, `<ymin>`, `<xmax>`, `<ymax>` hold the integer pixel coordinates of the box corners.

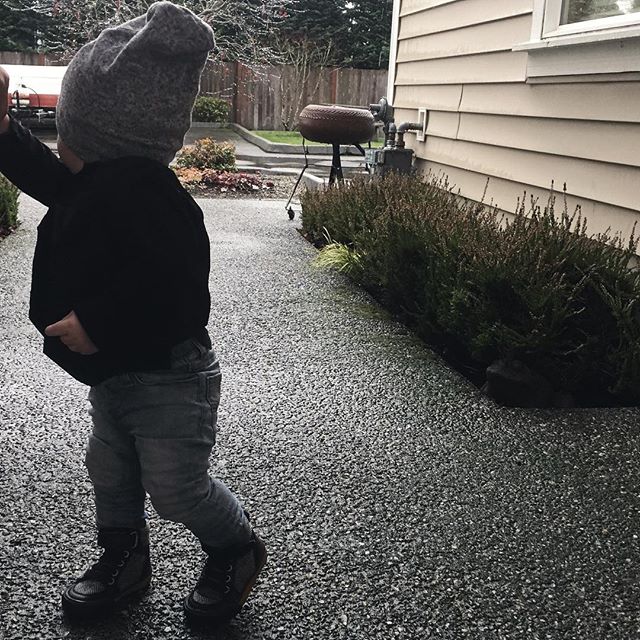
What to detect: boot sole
<box><xmin>184</xmin><ymin>542</ymin><xmax>267</xmax><ymax>626</ymax></box>
<box><xmin>62</xmin><ymin>574</ymin><xmax>152</xmax><ymax>620</ymax></box>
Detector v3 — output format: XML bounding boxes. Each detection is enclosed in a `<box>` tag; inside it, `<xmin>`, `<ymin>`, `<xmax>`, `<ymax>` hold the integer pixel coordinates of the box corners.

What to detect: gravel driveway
<box><xmin>1</xmin><ymin>195</ymin><xmax>639</xmax><ymax>640</ymax></box>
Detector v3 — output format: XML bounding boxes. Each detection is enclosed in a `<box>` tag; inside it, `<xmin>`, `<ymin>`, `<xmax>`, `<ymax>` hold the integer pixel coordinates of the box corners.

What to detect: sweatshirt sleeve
<box><xmin>73</xmin><ymin>179</ymin><xmax>208</xmax><ymax>353</ymax></box>
<box><xmin>0</xmin><ymin>116</ymin><xmax>71</xmax><ymax>206</ymax></box>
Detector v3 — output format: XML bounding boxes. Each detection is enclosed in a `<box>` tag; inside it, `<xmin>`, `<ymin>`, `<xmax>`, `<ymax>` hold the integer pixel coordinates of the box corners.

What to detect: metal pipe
<box><xmin>370</xmin><ymin>97</ymin><xmax>392</xmax><ymax>124</ymax></box>
<box><xmin>385</xmin><ymin>122</ymin><xmax>397</xmax><ymax>148</ymax></box>
<box><xmin>398</xmin><ymin>121</ymin><xmax>423</xmax><ymax>133</ymax></box>
<box><xmin>395</xmin><ymin>122</ymin><xmax>423</xmax><ymax>149</ymax></box>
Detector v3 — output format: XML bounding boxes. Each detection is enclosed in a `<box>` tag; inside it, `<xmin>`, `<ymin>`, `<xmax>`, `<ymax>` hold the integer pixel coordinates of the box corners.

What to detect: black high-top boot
<box><xmin>184</xmin><ymin>531</ymin><xmax>267</xmax><ymax>626</ymax></box>
<box><xmin>62</xmin><ymin>526</ymin><xmax>151</xmax><ymax>619</ymax></box>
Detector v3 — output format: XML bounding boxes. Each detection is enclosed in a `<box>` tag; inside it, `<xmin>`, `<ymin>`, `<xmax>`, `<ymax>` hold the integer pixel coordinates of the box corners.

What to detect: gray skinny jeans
<box><xmin>85</xmin><ymin>338</ymin><xmax>251</xmax><ymax>549</ymax></box>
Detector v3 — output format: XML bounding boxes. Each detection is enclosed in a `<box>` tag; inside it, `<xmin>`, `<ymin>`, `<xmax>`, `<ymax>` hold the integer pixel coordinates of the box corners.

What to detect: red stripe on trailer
<box><xmin>7</xmin><ymin>92</ymin><xmax>59</xmax><ymax>109</ymax></box>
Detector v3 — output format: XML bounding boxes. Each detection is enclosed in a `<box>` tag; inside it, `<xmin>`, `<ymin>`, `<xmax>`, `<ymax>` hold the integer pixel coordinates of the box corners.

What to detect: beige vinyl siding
<box><xmin>421</xmin><ymin>160</ymin><xmax>640</xmax><ymax>240</ymax></box>
<box><xmin>404</xmin><ymin>133</ymin><xmax>638</xmax><ymax>211</ymax></box>
<box><xmin>392</xmin><ymin>0</ymin><xmax>640</xmax><ymax>240</ymax></box>
<box><xmin>395</xmin><ymin>51</ymin><xmax>529</xmax><ymax>85</ymax></box>
<box><xmin>398</xmin><ymin>0</ymin><xmax>531</xmax><ymax>37</ymax></box>
<box><xmin>397</xmin><ymin>15</ymin><xmax>532</xmax><ymax>62</ymax></box>
<box><xmin>458</xmin><ymin>83</ymin><xmax>640</xmax><ymax>123</ymax></box>
<box><xmin>393</xmin><ymin>81</ymin><xmax>640</xmax><ymax>121</ymax></box>
<box><xmin>456</xmin><ymin>115</ymin><xmax>640</xmax><ymax>167</ymax></box>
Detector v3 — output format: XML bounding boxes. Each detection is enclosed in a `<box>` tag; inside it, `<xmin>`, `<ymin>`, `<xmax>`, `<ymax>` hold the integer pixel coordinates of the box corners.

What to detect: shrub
<box><xmin>0</xmin><ymin>174</ymin><xmax>19</xmax><ymax>237</ymax></box>
<box><xmin>192</xmin><ymin>96</ymin><xmax>230</xmax><ymax>123</ymax></box>
<box><xmin>176</xmin><ymin>138</ymin><xmax>236</xmax><ymax>171</ymax></box>
<box><xmin>201</xmin><ymin>169</ymin><xmax>272</xmax><ymax>192</ymax></box>
<box><xmin>174</xmin><ymin>167</ymin><xmax>204</xmax><ymax>185</ymax></box>
<box><xmin>173</xmin><ymin>166</ymin><xmax>274</xmax><ymax>193</ymax></box>
<box><xmin>301</xmin><ymin>174</ymin><xmax>640</xmax><ymax>405</ymax></box>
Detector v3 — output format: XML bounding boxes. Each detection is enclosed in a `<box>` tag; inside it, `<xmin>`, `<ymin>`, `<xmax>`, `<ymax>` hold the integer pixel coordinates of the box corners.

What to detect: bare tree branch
<box><xmin>14</xmin><ymin>0</ymin><xmax>295</xmax><ymax>64</ymax></box>
<box><xmin>271</xmin><ymin>34</ymin><xmax>333</xmax><ymax>130</ymax></box>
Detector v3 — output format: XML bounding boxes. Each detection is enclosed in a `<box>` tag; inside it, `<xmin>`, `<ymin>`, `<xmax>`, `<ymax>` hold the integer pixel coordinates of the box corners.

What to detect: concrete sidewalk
<box><xmin>187</xmin><ymin>125</ymin><xmax>367</xmax><ymax>177</ymax></box>
<box><xmin>38</xmin><ymin>124</ymin><xmax>366</xmax><ymax>178</ymax></box>
<box><xmin>1</xmin><ymin>196</ymin><xmax>639</xmax><ymax>640</ymax></box>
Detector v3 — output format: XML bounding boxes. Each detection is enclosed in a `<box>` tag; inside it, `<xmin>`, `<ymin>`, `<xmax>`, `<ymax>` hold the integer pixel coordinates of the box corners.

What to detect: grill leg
<box><xmin>329</xmin><ymin>144</ymin><xmax>344</xmax><ymax>185</ymax></box>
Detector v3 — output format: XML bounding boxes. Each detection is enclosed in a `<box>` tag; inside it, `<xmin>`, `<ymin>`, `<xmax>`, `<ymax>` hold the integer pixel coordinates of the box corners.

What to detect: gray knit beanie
<box><xmin>56</xmin><ymin>1</ymin><xmax>214</xmax><ymax>165</ymax></box>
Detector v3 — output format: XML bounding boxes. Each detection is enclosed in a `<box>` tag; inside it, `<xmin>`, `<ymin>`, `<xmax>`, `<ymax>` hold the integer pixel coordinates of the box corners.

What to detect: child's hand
<box><xmin>0</xmin><ymin>66</ymin><xmax>9</xmax><ymax>134</ymax></box>
<box><xmin>45</xmin><ymin>311</ymin><xmax>99</xmax><ymax>355</ymax></box>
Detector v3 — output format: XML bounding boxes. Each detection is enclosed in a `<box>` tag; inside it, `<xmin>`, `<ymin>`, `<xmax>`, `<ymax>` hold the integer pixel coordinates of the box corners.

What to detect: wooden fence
<box><xmin>1</xmin><ymin>53</ymin><xmax>388</xmax><ymax>131</ymax></box>
<box><xmin>231</xmin><ymin>65</ymin><xmax>388</xmax><ymax>131</ymax></box>
<box><xmin>0</xmin><ymin>51</ymin><xmax>62</xmax><ymax>65</ymax></box>
<box><xmin>198</xmin><ymin>62</ymin><xmax>388</xmax><ymax>130</ymax></box>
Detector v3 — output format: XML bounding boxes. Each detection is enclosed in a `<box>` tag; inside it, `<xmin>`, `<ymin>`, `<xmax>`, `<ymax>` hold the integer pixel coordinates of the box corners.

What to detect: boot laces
<box><xmin>83</xmin><ymin>548</ymin><xmax>132</xmax><ymax>586</ymax></box>
<box><xmin>198</xmin><ymin>557</ymin><xmax>234</xmax><ymax>595</ymax></box>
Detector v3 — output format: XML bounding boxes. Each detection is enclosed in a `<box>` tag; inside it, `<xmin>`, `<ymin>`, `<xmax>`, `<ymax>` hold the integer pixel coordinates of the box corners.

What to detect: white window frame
<box><xmin>514</xmin><ymin>0</ymin><xmax>640</xmax><ymax>81</ymax></box>
<box><xmin>544</xmin><ymin>1</ymin><xmax>640</xmax><ymax>39</ymax></box>
<box><xmin>387</xmin><ymin>0</ymin><xmax>401</xmax><ymax>105</ymax></box>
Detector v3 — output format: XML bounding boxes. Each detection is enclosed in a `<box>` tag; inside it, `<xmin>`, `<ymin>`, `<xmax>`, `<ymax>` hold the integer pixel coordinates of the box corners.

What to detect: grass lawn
<box><xmin>254</xmin><ymin>130</ymin><xmax>384</xmax><ymax>147</ymax></box>
<box><xmin>253</xmin><ymin>130</ymin><xmax>324</xmax><ymax>146</ymax></box>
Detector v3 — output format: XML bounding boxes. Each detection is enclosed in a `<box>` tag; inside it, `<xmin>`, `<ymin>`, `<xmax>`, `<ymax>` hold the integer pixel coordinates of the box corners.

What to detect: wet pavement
<box><xmin>1</xmin><ymin>196</ymin><xmax>640</xmax><ymax>640</ymax></box>
<box><xmin>37</xmin><ymin>125</ymin><xmax>366</xmax><ymax>178</ymax></box>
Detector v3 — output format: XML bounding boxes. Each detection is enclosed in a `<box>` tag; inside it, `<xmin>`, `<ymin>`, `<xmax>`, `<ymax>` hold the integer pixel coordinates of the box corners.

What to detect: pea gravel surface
<box><xmin>1</xmin><ymin>195</ymin><xmax>639</xmax><ymax>640</ymax></box>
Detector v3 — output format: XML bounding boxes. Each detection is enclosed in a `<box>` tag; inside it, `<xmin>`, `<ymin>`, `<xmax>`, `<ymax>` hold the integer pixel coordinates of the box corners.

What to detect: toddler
<box><xmin>0</xmin><ymin>1</ymin><xmax>265</xmax><ymax>626</ymax></box>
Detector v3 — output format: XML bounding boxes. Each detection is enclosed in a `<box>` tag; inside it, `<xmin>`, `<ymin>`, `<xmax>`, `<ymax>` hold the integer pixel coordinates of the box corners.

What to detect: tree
<box><xmin>277</xmin><ymin>0</ymin><xmax>348</xmax><ymax>65</ymax></box>
<box><xmin>277</xmin><ymin>0</ymin><xmax>393</xmax><ymax>69</ymax></box>
<box><xmin>272</xmin><ymin>35</ymin><xmax>333</xmax><ymax>130</ymax></box>
<box><xmin>340</xmin><ymin>0</ymin><xmax>393</xmax><ymax>68</ymax></box>
<box><xmin>1</xmin><ymin>0</ymin><xmax>394</xmax><ymax>68</ymax></box>
<box><xmin>6</xmin><ymin>0</ymin><xmax>294</xmax><ymax>62</ymax></box>
<box><xmin>0</xmin><ymin>2</ymin><xmax>51</xmax><ymax>52</ymax></box>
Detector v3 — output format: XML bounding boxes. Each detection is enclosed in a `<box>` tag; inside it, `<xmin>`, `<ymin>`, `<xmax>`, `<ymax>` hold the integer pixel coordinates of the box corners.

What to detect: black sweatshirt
<box><xmin>0</xmin><ymin>117</ymin><xmax>212</xmax><ymax>386</ymax></box>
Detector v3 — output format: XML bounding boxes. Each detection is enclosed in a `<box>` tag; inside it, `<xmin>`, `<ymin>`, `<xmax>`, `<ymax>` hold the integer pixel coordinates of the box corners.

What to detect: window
<box><xmin>560</xmin><ymin>0</ymin><xmax>640</xmax><ymax>24</ymax></box>
<box><xmin>514</xmin><ymin>0</ymin><xmax>640</xmax><ymax>80</ymax></box>
<box><xmin>564</xmin><ymin>0</ymin><xmax>640</xmax><ymax>25</ymax></box>
<box><xmin>544</xmin><ymin>0</ymin><xmax>640</xmax><ymax>37</ymax></box>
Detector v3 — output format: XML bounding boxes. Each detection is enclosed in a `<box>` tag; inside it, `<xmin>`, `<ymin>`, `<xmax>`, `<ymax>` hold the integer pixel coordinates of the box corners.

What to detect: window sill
<box><xmin>514</xmin><ymin>25</ymin><xmax>640</xmax><ymax>51</ymax></box>
<box><xmin>513</xmin><ymin>29</ymin><xmax>640</xmax><ymax>81</ymax></box>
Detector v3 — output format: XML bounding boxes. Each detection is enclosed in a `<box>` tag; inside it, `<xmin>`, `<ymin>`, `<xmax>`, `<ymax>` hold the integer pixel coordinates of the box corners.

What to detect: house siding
<box><xmin>391</xmin><ymin>0</ymin><xmax>640</xmax><ymax>238</ymax></box>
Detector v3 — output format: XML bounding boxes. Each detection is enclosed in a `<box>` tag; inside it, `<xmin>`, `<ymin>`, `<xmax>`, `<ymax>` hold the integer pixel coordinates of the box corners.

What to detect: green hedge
<box><xmin>0</xmin><ymin>174</ymin><xmax>18</xmax><ymax>237</ymax></box>
<box><xmin>301</xmin><ymin>174</ymin><xmax>640</xmax><ymax>405</ymax></box>
<box><xmin>192</xmin><ymin>96</ymin><xmax>230</xmax><ymax>123</ymax></box>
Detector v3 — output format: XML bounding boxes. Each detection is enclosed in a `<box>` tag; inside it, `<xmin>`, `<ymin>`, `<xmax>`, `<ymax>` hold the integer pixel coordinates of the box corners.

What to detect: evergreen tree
<box><xmin>0</xmin><ymin>2</ymin><xmax>51</xmax><ymax>52</ymax></box>
<box><xmin>279</xmin><ymin>0</ymin><xmax>346</xmax><ymax>42</ymax></box>
<box><xmin>341</xmin><ymin>0</ymin><xmax>393</xmax><ymax>68</ymax></box>
<box><xmin>0</xmin><ymin>0</ymin><xmax>393</xmax><ymax>68</ymax></box>
<box><xmin>278</xmin><ymin>0</ymin><xmax>348</xmax><ymax>65</ymax></box>
<box><xmin>278</xmin><ymin>0</ymin><xmax>392</xmax><ymax>68</ymax></box>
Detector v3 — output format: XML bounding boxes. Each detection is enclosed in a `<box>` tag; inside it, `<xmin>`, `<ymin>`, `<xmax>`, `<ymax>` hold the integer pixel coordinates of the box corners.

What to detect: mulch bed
<box><xmin>0</xmin><ymin>224</ymin><xmax>17</xmax><ymax>240</ymax></box>
<box><xmin>185</xmin><ymin>173</ymin><xmax>299</xmax><ymax>200</ymax></box>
